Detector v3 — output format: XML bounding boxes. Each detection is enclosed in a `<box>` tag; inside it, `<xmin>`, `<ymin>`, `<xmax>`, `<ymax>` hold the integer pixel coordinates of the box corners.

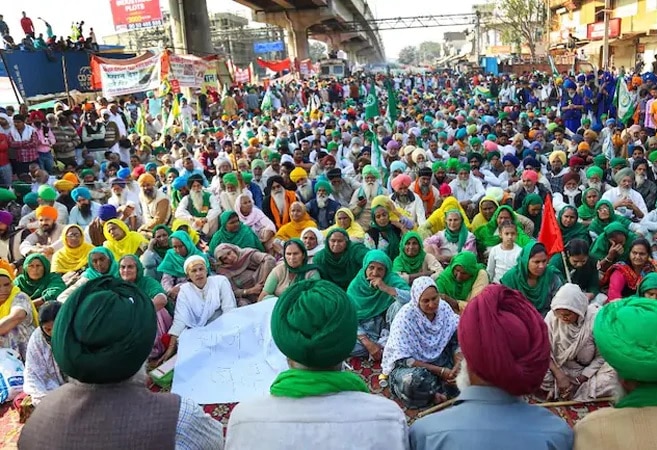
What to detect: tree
<box><xmin>417</xmin><ymin>41</ymin><xmax>443</xmax><ymax>64</ymax></box>
<box><xmin>309</xmin><ymin>40</ymin><xmax>327</xmax><ymax>62</ymax></box>
<box><xmin>494</xmin><ymin>0</ymin><xmax>546</xmax><ymax>60</ymax></box>
<box><xmin>398</xmin><ymin>46</ymin><xmax>418</xmax><ymax>65</ymax></box>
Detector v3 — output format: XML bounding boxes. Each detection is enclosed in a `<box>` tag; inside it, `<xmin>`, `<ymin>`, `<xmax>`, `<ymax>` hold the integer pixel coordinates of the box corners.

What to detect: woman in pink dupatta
<box><xmin>214</xmin><ymin>243</ymin><xmax>276</xmax><ymax>306</ymax></box>
<box><xmin>235</xmin><ymin>193</ymin><xmax>277</xmax><ymax>254</ymax></box>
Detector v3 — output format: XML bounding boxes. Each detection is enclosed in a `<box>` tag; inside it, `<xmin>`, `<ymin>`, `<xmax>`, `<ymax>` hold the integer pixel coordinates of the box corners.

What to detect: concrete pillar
<box><xmin>168</xmin><ymin>0</ymin><xmax>213</xmax><ymax>55</ymax></box>
<box><xmin>287</xmin><ymin>26</ymin><xmax>310</xmax><ymax>61</ymax></box>
<box><xmin>255</xmin><ymin>10</ymin><xmax>318</xmax><ymax>63</ymax></box>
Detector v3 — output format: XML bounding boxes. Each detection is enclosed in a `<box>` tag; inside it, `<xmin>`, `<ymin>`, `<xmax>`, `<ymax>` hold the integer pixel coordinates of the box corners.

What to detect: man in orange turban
<box><xmin>20</xmin><ymin>206</ymin><xmax>64</xmax><ymax>258</ymax></box>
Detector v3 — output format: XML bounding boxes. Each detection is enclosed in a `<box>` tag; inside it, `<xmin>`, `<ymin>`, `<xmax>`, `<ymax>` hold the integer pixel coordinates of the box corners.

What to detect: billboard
<box><xmin>253</xmin><ymin>41</ymin><xmax>285</xmax><ymax>54</ymax></box>
<box><xmin>3</xmin><ymin>51</ymin><xmax>135</xmax><ymax>98</ymax></box>
<box><xmin>587</xmin><ymin>18</ymin><xmax>621</xmax><ymax>41</ymax></box>
<box><xmin>110</xmin><ymin>0</ymin><xmax>163</xmax><ymax>32</ymax></box>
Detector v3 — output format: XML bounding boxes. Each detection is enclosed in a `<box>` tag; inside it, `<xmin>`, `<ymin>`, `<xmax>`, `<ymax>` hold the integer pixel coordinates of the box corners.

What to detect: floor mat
<box><xmin>0</xmin><ymin>357</ymin><xmax>612</xmax><ymax>448</ymax></box>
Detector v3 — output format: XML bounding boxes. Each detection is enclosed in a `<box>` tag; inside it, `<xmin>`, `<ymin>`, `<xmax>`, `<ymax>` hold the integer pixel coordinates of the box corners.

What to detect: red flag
<box><xmin>537</xmin><ymin>194</ymin><xmax>564</xmax><ymax>257</ymax></box>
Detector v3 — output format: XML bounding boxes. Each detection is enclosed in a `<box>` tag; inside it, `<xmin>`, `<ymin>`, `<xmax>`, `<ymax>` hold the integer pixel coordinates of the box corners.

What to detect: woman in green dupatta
<box><xmin>119</xmin><ymin>255</ymin><xmax>173</xmax><ymax>359</ymax></box>
<box><xmin>158</xmin><ymin>231</ymin><xmax>209</xmax><ymax>298</ymax></box>
<box><xmin>559</xmin><ymin>205</ymin><xmax>590</xmax><ymax>245</ymax></box>
<box><xmin>392</xmin><ymin>231</ymin><xmax>443</xmax><ymax>284</ymax></box>
<box><xmin>314</xmin><ymin>228</ymin><xmax>369</xmax><ymax>291</ymax></box>
<box><xmin>57</xmin><ymin>247</ymin><xmax>120</xmax><ymax>303</ymax></box>
<box><xmin>208</xmin><ymin>210</ymin><xmax>265</xmax><ymax>255</ymax></box>
<box><xmin>259</xmin><ymin>239</ymin><xmax>320</xmax><ymax>300</ymax></box>
<box><xmin>14</xmin><ymin>254</ymin><xmax>66</xmax><ymax>308</ymax></box>
<box><xmin>436</xmin><ymin>251</ymin><xmax>488</xmax><ymax>313</ymax></box>
<box><xmin>474</xmin><ymin>205</ymin><xmax>532</xmax><ymax>257</ymax></box>
<box><xmin>365</xmin><ymin>202</ymin><xmax>402</xmax><ymax>261</ymax></box>
<box><xmin>517</xmin><ymin>193</ymin><xmax>543</xmax><ymax>238</ymax></box>
<box><xmin>590</xmin><ymin>222</ymin><xmax>636</xmax><ymax>273</ymax></box>
<box><xmin>638</xmin><ymin>272</ymin><xmax>657</xmax><ymax>299</ymax></box>
<box><xmin>589</xmin><ymin>199</ymin><xmax>633</xmax><ymax>240</ymax></box>
<box><xmin>346</xmin><ymin>249</ymin><xmax>410</xmax><ymax>360</ymax></box>
<box><xmin>577</xmin><ymin>188</ymin><xmax>600</xmax><ymax>226</ymax></box>
<box><xmin>141</xmin><ymin>224</ymin><xmax>172</xmax><ymax>281</ymax></box>
<box><xmin>500</xmin><ymin>241</ymin><xmax>563</xmax><ymax>316</ymax></box>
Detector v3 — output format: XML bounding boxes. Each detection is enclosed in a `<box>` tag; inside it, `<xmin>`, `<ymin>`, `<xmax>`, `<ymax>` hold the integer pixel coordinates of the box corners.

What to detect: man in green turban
<box><xmin>18</xmin><ymin>276</ymin><xmax>223</xmax><ymax>449</ymax></box>
<box><xmin>177</xmin><ymin>172</ymin><xmax>222</xmax><ymax>236</ymax></box>
<box><xmin>306</xmin><ymin>180</ymin><xmax>339</xmax><ymax>229</ymax></box>
<box><xmin>573</xmin><ymin>297</ymin><xmax>657</xmax><ymax>449</ymax></box>
<box><xmin>226</xmin><ymin>279</ymin><xmax>408</xmax><ymax>450</ymax></box>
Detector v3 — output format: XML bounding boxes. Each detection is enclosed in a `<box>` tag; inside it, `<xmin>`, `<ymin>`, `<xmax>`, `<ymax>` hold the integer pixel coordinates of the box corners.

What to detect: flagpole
<box><xmin>560</xmin><ymin>251</ymin><xmax>572</xmax><ymax>284</ymax></box>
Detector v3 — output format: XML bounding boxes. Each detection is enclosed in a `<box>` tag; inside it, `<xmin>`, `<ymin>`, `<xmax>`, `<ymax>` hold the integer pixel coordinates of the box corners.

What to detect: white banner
<box><xmin>234</xmin><ymin>67</ymin><xmax>251</xmax><ymax>84</ymax></box>
<box><xmin>99</xmin><ymin>54</ymin><xmax>162</xmax><ymax>98</ymax></box>
<box><xmin>168</xmin><ymin>54</ymin><xmax>210</xmax><ymax>88</ymax></box>
<box><xmin>171</xmin><ymin>298</ymin><xmax>288</xmax><ymax>404</ymax></box>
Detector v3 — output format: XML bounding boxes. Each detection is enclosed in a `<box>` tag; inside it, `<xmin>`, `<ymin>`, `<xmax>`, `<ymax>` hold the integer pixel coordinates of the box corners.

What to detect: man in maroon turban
<box><xmin>409</xmin><ymin>285</ymin><xmax>573</xmax><ymax>450</ymax></box>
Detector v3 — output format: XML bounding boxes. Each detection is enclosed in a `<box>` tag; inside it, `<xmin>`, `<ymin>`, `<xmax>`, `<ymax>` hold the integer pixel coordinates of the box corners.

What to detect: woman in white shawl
<box><xmin>235</xmin><ymin>193</ymin><xmax>276</xmax><ymax>253</ymax></box>
<box><xmin>23</xmin><ymin>302</ymin><xmax>67</xmax><ymax>406</ymax></box>
<box><xmin>301</xmin><ymin>227</ymin><xmax>324</xmax><ymax>263</ymax></box>
<box><xmin>156</xmin><ymin>255</ymin><xmax>237</xmax><ymax>365</ymax></box>
<box><xmin>382</xmin><ymin>276</ymin><xmax>461</xmax><ymax>408</ymax></box>
<box><xmin>541</xmin><ymin>283</ymin><xmax>616</xmax><ymax>401</ymax></box>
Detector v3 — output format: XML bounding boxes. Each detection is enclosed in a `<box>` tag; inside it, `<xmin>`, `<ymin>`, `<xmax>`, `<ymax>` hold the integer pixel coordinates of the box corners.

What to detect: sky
<box><xmin>1</xmin><ymin>0</ymin><xmax>478</xmax><ymax>59</ymax></box>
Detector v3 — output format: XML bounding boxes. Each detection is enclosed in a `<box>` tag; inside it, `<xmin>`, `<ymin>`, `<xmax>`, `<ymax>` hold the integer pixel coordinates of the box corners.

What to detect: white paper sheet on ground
<box><xmin>171</xmin><ymin>297</ymin><xmax>289</xmax><ymax>404</ymax></box>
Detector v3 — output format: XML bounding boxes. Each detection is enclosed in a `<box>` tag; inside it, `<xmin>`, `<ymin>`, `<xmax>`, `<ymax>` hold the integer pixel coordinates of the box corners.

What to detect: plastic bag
<box><xmin>0</xmin><ymin>348</ymin><xmax>25</xmax><ymax>403</ymax></box>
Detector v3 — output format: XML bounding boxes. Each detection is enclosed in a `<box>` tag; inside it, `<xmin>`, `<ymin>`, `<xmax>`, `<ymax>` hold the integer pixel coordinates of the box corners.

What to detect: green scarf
<box><xmin>436</xmin><ymin>251</ymin><xmax>485</xmax><ymax>301</ymax></box>
<box><xmin>208</xmin><ymin>210</ymin><xmax>265</xmax><ymax>255</ymax></box>
<box><xmin>84</xmin><ymin>247</ymin><xmax>119</xmax><ymax>280</ymax></box>
<box><xmin>270</xmin><ymin>369</ymin><xmax>368</xmax><ymax>398</ymax></box>
<box><xmin>157</xmin><ymin>231</ymin><xmax>207</xmax><ymax>278</ymax></box>
<box><xmin>558</xmin><ymin>206</ymin><xmax>590</xmax><ymax>244</ymax></box>
<box><xmin>500</xmin><ymin>241</ymin><xmax>563</xmax><ymax>314</ymax></box>
<box><xmin>369</xmin><ymin>205</ymin><xmax>401</xmax><ymax>261</ymax></box>
<box><xmin>589</xmin><ymin>222</ymin><xmax>634</xmax><ymax>262</ymax></box>
<box><xmin>589</xmin><ymin>199</ymin><xmax>632</xmax><ymax>238</ymax></box>
<box><xmin>14</xmin><ymin>254</ymin><xmax>66</xmax><ymax>302</ymax></box>
<box><xmin>616</xmin><ymin>384</ymin><xmax>657</xmax><ymax>409</ymax></box>
<box><xmin>314</xmin><ymin>228</ymin><xmax>369</xmax><ymax>291</ymax></box>
<box><xmin>577</xmin><ymin>188</ymin><xmax>599</xmax><ymax>221</ymax></box>
<box><xmin>474</xmin><ymin>205</ymin><xmax>532</xmax><ymax>248</ymax></box>
<box><xmin>392</xmin><ymin>231</ymin><xmax>426</xmax><ymax>274</ymax></box>
<box><xmin>151</xmin><ymin>224</ymin><xmax>172</xmax><ymax>259</ymax></box>
<box><xmin>517</xmin><ymin>193</ymin><xmax>543</xmax><ymax>238</ymax></box>
<box><xmin>283</xmin><ymin>239</ymin><xmax>317</xmax><ymax>283</ymax></box>
<box><xmin>639</xmin><ymin>273</ymin><xmax>657</xmax><ymax>296</ymax></box>
<box><xmin>346</xmin><ymin>249</ymin><xmax>409</xmax><ymax>321</ymax></box>
<box><xmin>442</xmin><ymin>209</ymin><xmax>469</xmax><ymax>252</ymax></box>
<box><xmin>120</xmin><ymin>255</ymin><xmax>174</xmax><ymax>317</ymax></box>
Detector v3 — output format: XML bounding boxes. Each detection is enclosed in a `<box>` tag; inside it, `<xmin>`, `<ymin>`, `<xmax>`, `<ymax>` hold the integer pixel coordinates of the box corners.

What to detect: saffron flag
<box><xmin>537</xmin><ymin>194</ymin><xmax>564</xmax><ymax>257</ymax></box>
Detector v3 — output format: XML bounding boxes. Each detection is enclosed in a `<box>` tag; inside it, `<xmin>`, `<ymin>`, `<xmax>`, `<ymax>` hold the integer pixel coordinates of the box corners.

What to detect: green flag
<box><xmin>364</xmin><ymin>85</ymin><xmax>379</xmax><ymax>120</ymax></box>
<box><xmin>385</xmin><ymin>79</ymin><xmax>398</xmax><ymax>127</ymax></box>
<box><xmin>614</xmin><ymin>77</ymin><xmax>637</xmax><ymax>125</ymax></box>
<box><xmin>261</xmin><ymin>89</ymin><xmax>273</xmax><ymax>112</ymax></box>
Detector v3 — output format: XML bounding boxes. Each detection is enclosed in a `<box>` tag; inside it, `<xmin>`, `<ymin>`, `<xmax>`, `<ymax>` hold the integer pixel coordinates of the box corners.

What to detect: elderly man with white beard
<box><xmin>632</xmin><ymin>158</ymin><xmax>657</xmax><ymax>212</ymax></box>
<box><xmin>290</xmin><ymin>167</ymin><xmax>314</xmax><ymax>204</ymax></box>
<box><xmin>218</xmin><ymin>172</ymin><xmax>245</xmax><ymax>212</ymax></box>
<box><xmin>108</xmin><ymin>177</ymin><xmax>142</xmax><ymax>231</ymax></box>
<box><xmin>350</xmin><ymin>165</ymin><xmax>388</xmax><ymax>231</ymax></box>
<box><xmin>409</xmin><ymin>284</ymin><xmax>573</xmax><ymax>450</ymax></box>
<box><xmin>262</xmin><ymin>175</ymin><xmax>298</xmax><ymax>230</ymax></box>
<box><xmin>585</xmin><ymin>166</ymin><xmax>612</xmax><ymax>193</ymax></box>
<box><xmin>175</xmin><ymin>173</ymin><xmax>221</xmax><ymax>236</ymax></box>
<box><xmin>602</xmin><ymin>167</ymin><xmax>647</xmax><ymax>220</ymax></box>
<box><xmin>137</xmin><ymin>173</ymin><xmax>172</xmax><ymax>236</ymax></box>
<box><xmin>305</xmin><ymin>180</ymin><xmax>340</xmax><ymax>230</ymax></box>
<box><xmin>327</xmin><ymin>168</ymin><xmax>360</xmax><ymax>207</ymax></box>
<box><xmin>390</xmin><ymin>174</ymin><xmax>426</xmax><ymax>226</ymax></box>
<box><xmin>448</xmin><ymin>164</ymin><xmax>485</xmax><ymax>218</ymax></box>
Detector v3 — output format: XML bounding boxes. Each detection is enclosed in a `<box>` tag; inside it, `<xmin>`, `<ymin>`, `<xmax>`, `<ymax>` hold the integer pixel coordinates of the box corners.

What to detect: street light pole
<box><xmin>602</xmin><ymin>0</ymin><xmax>610</xmax><ymax>69</ymax></box>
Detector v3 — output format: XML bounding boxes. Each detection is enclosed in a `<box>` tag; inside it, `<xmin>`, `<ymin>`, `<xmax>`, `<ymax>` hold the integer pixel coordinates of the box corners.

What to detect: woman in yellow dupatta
<box><xmin>171</xmin><ymin>218</ymin><xmax>200</xmax><ymax>245</ymax></box>
<box><xmin>0</xmin><ymin>268</ymin><xmax>38</xmax><ymax>360</ymax></box>
<box><xmin>51</xmin><ymin>225</ymin><xmax>94</xmax><ymax>279</ymax></box>
<box><xmin>419</xmin><ymin>196</ymin><xmax>472</xmax><ymax>239</ymax></box>
<box><xmin>275</xmin><ymin>202</ymin><xmax>318</xmax><ymax>242</ymax></box>
<box><xmin>470</xmin><ymin>197</ymin><xmax>500</xmax><ymax>232</ymax></box>
<box><xmin>324</xmin><ymin>207</ymin><xmax>366</xmax><ymax>242</ymax></box>
<box><xmin>103</xmin><ymin>219</ymin><xmax>148</xmax><ymax>261</ymax></box>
